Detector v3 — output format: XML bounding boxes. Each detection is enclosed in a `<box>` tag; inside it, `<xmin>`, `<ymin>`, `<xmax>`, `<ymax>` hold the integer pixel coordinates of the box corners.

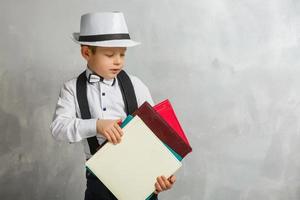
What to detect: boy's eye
<box><xmin>105</xmin><ymin>54</ymin><xmax>114</xmax><ymax>57</ymax></box>
<box><xmin>120</xmin><ymin>54</ymin><xmax>125</xmax><ymax>57</ymax></box>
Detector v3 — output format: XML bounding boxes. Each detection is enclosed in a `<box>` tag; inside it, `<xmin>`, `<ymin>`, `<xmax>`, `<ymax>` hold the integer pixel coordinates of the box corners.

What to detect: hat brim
<box><xmin>71</xmin><ymin>32</ymin><xmax>140</xmax><ymax>47</ymax></box>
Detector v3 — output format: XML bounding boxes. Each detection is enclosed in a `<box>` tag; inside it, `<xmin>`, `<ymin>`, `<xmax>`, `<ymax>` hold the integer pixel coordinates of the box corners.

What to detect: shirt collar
<box><xmin>85</xmin><ymin>66</ymin><xmax>116</xmax><ymax>86</ymax></box>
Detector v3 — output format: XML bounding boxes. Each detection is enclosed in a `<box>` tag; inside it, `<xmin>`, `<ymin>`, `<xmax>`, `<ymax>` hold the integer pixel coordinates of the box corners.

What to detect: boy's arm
<box><xmin>50</xmin><ymin>81</ymin><xmax>97</xmax><ymax>143</ymax></box>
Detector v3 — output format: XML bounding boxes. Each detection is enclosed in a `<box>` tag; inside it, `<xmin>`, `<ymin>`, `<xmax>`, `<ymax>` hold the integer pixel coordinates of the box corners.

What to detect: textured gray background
<box><xmin>1</xmin><ymin>0</ymin><xmax>300</xmax><ymax>199</ymax></box>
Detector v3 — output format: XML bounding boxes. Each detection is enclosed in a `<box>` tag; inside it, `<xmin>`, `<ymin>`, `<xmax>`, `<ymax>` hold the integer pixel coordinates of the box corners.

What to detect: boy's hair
<box><xmin>81</xmin><ymin>45</ymin><xmax>97</xmax><ymax>54</ymax></box>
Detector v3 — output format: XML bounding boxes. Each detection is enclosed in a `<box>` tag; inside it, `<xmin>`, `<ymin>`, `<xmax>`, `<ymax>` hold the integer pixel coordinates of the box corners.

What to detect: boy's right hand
<box><xmin>96</xmin><ymin>119</ymin><xmax>123</xmax><ymax>145</ymax></box>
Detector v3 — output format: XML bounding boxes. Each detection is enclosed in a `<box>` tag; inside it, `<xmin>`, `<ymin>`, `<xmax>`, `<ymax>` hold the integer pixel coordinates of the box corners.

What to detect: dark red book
<box><xmin>133</xmin><ymin>102</ymin><xmax>192</xmax><ymax>158</ymax></box>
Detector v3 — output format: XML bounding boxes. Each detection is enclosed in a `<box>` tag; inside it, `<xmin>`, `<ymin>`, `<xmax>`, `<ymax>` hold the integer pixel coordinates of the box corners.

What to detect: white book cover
<box><xmin>86</xmin><ymin>116</ymin><xmax>182</xmax><ymax>200</ymax></box>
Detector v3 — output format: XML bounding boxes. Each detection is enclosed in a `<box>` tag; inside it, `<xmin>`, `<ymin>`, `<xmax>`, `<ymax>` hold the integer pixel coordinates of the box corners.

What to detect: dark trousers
<box><xmin>85</xmin><ymin>170</ymin><xmax>117</xmax><ymax>200</ymax></box>
<box><xmin>84</xmin><ymin>170</ymin><xmax>158</xmax><ymax>200</ymax></box>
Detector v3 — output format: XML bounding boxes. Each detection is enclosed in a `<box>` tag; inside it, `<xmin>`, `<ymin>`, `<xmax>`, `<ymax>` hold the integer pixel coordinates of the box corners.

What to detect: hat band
<box><xmin>79</xmin><ymin>33</ymin><xmax>130</xmax><ymax>42</ymax></box>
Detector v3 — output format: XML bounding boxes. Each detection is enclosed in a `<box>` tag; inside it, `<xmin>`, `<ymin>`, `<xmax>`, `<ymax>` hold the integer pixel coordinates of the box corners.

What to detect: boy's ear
<box><xmin>81</xmin><ymin>46</ymin><xmax>91</xmax><ymax>61</ymax></box>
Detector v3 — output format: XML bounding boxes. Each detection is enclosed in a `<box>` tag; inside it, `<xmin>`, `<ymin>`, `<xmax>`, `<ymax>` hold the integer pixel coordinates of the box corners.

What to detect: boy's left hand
<box><xmin>154</xmin><ymin>175</ymin><xmax>176</xmax><ymax>194</ymax></box>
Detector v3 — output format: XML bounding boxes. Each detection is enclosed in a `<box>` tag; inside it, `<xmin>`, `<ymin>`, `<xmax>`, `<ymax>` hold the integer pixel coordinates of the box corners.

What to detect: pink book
<box><xmin>154</xmin><ymin>99</ymin><xmax>191</xmax><ymax>147</ymax></box>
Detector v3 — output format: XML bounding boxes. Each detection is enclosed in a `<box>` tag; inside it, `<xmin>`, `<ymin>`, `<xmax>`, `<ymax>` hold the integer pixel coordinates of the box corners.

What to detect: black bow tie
<box><xmin>88</xmin><ymin>73</ymin><xmax>104</xmax><ymax>83</ymax></box>
<box><xmin>88</xmin><ymin>73</ymin><xmax>116</xmax><ymax>86</ymax></box>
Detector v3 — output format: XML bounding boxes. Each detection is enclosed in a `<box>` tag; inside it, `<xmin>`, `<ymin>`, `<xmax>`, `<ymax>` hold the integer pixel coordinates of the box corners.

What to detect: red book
<box><xmin>154</xmin><ymin>99</ymin><xmax>191</xmax><ymax>147</ymax></box>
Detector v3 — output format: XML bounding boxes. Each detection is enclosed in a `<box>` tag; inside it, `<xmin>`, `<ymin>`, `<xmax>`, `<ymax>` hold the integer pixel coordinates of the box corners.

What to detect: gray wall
<box><xmin>1</xmin><ymin>0</ymin><xmax>300</xmax><ymax>199</ymax></box>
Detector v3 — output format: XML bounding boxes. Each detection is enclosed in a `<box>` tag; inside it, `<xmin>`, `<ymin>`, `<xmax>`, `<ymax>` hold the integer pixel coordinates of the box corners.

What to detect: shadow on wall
<box><xmin>0</xmin><ymin>106</ymin><xmax>32</xmax><ymax>200</ymax></box>
<box><xmin>0</xmin><ymin>107</ymin><xmax>21</xmax><ymax>156</ymax></box>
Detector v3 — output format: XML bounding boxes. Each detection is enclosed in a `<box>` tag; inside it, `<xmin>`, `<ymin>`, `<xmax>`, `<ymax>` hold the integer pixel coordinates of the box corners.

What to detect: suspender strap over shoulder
<box><xmin>76</xmin><ymin>71</ymin><xmax>100</xmax><ymax>155</ymax></box>
<box><xmin>117</xmin><ymin>70</ymin><xmax>138</xmax><ymax>115</ymax></box>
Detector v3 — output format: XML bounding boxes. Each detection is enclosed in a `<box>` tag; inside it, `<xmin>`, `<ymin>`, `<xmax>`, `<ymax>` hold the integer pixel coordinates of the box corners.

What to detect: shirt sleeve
<box><xmin>50</xmin><ymin>80</ymin><xmax>97</xmax><ymax>143</ymax></box>
<box><xmin>129</xmin><ymin>75</ymin><xmax>154</xmax><ymax>107</ymax></box>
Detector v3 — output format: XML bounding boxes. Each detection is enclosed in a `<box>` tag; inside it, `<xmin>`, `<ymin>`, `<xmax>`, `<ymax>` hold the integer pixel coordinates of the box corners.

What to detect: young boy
<box><xmin>50</xmin><ymin>12</ymin><xmax>176</xmax><ymax>200</ymax></box>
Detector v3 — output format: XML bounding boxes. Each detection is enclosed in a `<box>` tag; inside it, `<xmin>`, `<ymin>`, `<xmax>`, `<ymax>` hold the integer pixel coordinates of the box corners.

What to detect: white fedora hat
<box><xmin>72</xmin><ymin>12</ymin><xmax>140</xmax><ymax>47</ymax></box>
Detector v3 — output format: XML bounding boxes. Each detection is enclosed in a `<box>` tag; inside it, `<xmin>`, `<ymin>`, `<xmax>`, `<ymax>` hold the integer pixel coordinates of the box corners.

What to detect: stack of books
<box><xmin>86</xmin><ymin>99</ymin><xmax>192</xmax><ymax>200</ymax></box>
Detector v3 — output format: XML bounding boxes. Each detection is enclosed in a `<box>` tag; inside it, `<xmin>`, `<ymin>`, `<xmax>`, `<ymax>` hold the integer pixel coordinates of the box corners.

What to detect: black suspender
<box><xmin>76</xmin><ymin>70</ymin><xmax>138</xmax><ymax>155</ymax></box>
<box><xmin>76</xmin><ymin>71</ymin><xmax>100</xmax><ymax>155</ymax></box>
<box><xmin>117</xmin><ymin>70</ymin><xmax>138</xmax><ymax>115</ymax></box>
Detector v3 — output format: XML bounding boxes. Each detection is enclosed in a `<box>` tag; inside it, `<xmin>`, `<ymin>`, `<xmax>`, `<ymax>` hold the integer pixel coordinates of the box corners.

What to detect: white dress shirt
<box><xmin>50</xmin><ymin>67</ymin><xmax>154</xmax><ymax>159</ymax></box>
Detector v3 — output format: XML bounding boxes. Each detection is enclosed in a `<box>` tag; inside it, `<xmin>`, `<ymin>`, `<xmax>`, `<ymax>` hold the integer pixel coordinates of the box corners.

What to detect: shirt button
<box><xmin>103</xmin><ymin>108</ymin><xmax>107</xmax><ymax>111</ymax></box>
<box><xmin>102</xmin><ymin>92</ymin><xmax>105</xmax><ymax>96</ymax></box>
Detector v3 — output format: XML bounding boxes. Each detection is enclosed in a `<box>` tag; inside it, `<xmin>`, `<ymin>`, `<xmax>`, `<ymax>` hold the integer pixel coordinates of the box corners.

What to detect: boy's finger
<box><xmin>103</xmin><ymin>131</ymin><xmax>112</xmax><ymax>143</ymax></box>
<box><xmin>168</xmin><ymin>175</ymin><xmax>176</xmax><ymax>184</ymax></box>
<box><xmin>162</xmin><ymin>176</ymin><xmax>171</xmax><ymax>189</ymax></box>
<box><xmin>111</xmin><ymin>127</ymin><xmax>122</xmax><ymax>143</ymax></box>
<box><xmin>157</xmin><ymin>176</ymin><xmax>167</xmax><ymax>190</ymax></box>
<box><xmin>114</xmin><ymin>123</ymin><xmax>123</xmax><ymax>136</ymax></box>
<box><xmin>161</xmin><ymin>176</ymin><xmax>168</xmax><ymax>181</ymax></box>
<box><xmin>108</xmin><ymin>129</ymin><xmax>118</xmax><ymax>144</ymax></box>
<box><xmin>155</xmin><ymin>182</ymin><xmax>162</xmax><ymax>193</ymax></box>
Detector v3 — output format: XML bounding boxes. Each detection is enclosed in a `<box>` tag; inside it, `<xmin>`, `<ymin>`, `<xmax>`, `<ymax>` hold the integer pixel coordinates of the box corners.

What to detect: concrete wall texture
<box><xmin>1</xmin><ymin>0</ymin><xmax>300</xmax><ymax>199</ymax></box>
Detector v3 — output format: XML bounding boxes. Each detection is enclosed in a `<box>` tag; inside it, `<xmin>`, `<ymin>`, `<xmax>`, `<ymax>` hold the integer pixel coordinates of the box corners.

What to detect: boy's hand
<box><xmin>154</xmin><ymin>175</ymin><xmax>176</xmax><ymax>194</ymax></box>
<box><xmin>96</xmin><ymin>119</ymin><xmax>123</xmax><ymax>145</ymax></box>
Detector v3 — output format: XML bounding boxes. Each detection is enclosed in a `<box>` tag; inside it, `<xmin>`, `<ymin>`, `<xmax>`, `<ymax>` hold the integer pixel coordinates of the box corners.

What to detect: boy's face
<box><xmin>81</xmin><ymin>46</ymin><xmax>127</xmax><ymax>79</ymax></box>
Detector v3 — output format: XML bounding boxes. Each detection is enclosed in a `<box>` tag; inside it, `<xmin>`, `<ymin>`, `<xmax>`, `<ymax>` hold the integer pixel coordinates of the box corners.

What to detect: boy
<box><xmin>50</xmin><ymin>12</ymin><xmax>176</xmax><ymax>200</ymax></box>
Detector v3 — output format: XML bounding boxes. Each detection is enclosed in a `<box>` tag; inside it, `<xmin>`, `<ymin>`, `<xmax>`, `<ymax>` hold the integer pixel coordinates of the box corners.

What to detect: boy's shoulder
<box><xmin>127</xmin><ymin>73</ymin><xmax>142</xmax><ymax>83</ymax></box>
<box><xmin>127</xmin><ymin>73</ymin><xmax>150</xmax><ymax>89</ymax></box>
<box><xmin>59</xmin><ymin>77</ymin><xmax>78</xmax><ymax>96</ymax></box>
<box><xmin>62</xmin><ymin>70</ymin><xmax>88</xmax><ymax>88</ymax></box>
<box><xmin>65</xmin><ymin>77</ymin><xmax>78</xmax><ymax>85</ymax></box>
<box><xmin>127</xmin><ymin>73</ymin><xmax>154</xmax><ymax>106</ymax></box>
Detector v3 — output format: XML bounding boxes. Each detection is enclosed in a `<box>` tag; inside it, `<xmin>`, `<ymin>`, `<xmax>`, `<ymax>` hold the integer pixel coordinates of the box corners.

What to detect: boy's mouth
<box><xmin>110</xmin><ymin>69</ymin><xmax>121</xmax><ymax>73</ymax></box>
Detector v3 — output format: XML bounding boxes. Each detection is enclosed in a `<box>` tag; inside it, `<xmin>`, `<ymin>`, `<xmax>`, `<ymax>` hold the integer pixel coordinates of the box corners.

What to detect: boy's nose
<box><xmin>113</xmin><ymin>55</ymin><xmax>122</xmax><ymax>65</ymax></box>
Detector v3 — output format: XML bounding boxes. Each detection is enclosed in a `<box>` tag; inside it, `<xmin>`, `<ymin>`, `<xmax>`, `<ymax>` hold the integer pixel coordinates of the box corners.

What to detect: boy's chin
<box><xmin>108</xmin><ymin>70</ymin><xmax>121</xmax><ymax>79</ymax></box>
<box><xmin>105</xmin><ymin>73</ymin><xmax>119</xmax><ymax>80</ymax></box>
